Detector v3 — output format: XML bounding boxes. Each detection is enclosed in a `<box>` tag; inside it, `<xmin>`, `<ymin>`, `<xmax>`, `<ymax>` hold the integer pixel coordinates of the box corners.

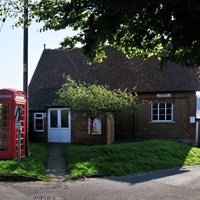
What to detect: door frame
<box><xmin>47</xmin><ymin>108</ymin><xmax>71</xmax><ymax>143</ymax></box>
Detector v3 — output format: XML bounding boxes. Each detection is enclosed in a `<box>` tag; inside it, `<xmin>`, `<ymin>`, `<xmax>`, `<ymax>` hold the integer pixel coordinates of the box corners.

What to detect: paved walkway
<box><xmin>46</xmin><ymin>143</ymin><xmax>69</xmax><ymax>181</ymax></box>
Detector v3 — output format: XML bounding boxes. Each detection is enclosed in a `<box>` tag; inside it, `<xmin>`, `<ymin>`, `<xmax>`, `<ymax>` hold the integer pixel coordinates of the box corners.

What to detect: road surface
<box><xmin>1</xmin><ymin>166</ymin><xmax>200</xmax><ymax>200</ymax></box>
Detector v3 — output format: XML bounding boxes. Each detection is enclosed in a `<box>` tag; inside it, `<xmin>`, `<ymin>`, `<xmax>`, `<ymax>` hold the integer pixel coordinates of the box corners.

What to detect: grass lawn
<box><xmin>66</xmin><ymin>140</ymin><xmax>200</xmax><ymax>179</ymax></box>
<box><xmin>0</xmin><ymin>143</ymin><xmax>48</xmax><ymax>179</ymax></box>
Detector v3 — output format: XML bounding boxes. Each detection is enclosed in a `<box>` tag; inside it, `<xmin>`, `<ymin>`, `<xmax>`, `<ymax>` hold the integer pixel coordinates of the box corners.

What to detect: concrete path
<box><xmin>46</xmin><ymin>143</ymin><xmax>69</xmax><ymax>181</ymax></box>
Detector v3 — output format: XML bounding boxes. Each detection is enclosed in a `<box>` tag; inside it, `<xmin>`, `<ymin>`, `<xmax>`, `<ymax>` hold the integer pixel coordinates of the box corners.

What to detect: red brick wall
<box><xmin>71</xmin><ymin>114</ymin><xmax>107</xmax><ymax>145</ymax></box>
<box><xmin>29</xmin><ymin>91</ymin><xmax>197</xmax><ymax>145</ymax></box>
<box><xmin>107</xmin><ymin>116</ymin><xmax>115</xmax><ymax>144</ymax></box>
<box><xmin>134</xmin><ymin>92</ymin><xmax>196</xmax><ymax>145</ymax></box>
<box><xmin>115</xmin><ymin>112</ymin><xmax>134</xmax><ymax>140</ymax></box>
<box><xmin>29</xmin><ymin>111</ymin><xmax>114</xmax><ymax>145</ymax></box>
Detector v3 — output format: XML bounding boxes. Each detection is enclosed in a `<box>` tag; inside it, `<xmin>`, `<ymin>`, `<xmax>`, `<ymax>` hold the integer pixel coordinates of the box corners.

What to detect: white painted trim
<box><xmin>151</xmin><ymin>102</ymin><xmax>174</xmax><ymax>123</ymax></box>
<box><xmin>34</xmin><ymin>112</ymin><xmax>44</xmax><ymax>132</ymax></box>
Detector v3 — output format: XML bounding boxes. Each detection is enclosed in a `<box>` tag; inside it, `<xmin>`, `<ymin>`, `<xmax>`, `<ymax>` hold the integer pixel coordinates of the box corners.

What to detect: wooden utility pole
<box><xmin>23</xmin><ymin>0</ymin><xmax>29</xmax><ymax>156</ymax></box>
<box><xmin>23</xmin><ymin>0</ymin><xmax>28</xmax><ymax>93</ymax></box>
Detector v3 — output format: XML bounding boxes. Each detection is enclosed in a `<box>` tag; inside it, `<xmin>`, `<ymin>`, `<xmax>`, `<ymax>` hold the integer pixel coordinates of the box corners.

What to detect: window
<box><xmin>34</xmin><ymin>113</ymin><xmax>44</xmax><ymax>132</ymax></box>
<box><xmin>50</xmin><ymin>110</ymin><xmax>58</xmax><ymax>128</ymax></box>
<box><xmin>61</xmin><ymin>109</ymin><xmax>69</xmax><ymax>128</ymax></box>
<box><xmin>151</xmin><ymin>103</ymin><xmax>173</xmax><ymax>122</ymax></box>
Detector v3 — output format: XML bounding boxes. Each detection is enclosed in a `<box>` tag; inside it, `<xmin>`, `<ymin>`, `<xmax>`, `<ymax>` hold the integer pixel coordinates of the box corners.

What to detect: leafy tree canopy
<box><xmin>57</xmin><ymin>76</ymin><xmax>138</xmax><ymax>119</ymax></box>
<box><xmin>1</xmin><ymin>0</ymin><xmax>200</xmax><ymax>66</ymax></box>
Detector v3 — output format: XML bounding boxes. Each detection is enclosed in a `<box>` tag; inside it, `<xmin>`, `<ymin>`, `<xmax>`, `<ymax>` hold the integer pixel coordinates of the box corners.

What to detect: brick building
<box><xmin>29</xmin><ymin>47</ymin><xmax>200</xmax><ymax>145</ymax></box>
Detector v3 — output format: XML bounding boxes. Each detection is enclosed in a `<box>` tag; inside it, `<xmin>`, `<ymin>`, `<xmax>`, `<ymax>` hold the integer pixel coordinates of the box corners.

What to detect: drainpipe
<box><xmin>195</xmin><ymin>121</ymin><xmax>199</xmax><ymax>146</ymax></box>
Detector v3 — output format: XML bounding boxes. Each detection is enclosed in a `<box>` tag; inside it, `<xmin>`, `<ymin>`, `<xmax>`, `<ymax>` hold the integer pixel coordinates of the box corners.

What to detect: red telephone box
<box><xmin>0</xmin><ymin>89</ymin><xmax>26</xmax><ymax>160</ymax></box>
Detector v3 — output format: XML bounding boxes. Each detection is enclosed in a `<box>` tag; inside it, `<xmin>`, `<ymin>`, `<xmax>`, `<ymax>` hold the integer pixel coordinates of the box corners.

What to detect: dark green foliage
<box><xmin>1</xmin><ymin>0</ymin><xmax>200</xmax><ymax>66</ymax></box>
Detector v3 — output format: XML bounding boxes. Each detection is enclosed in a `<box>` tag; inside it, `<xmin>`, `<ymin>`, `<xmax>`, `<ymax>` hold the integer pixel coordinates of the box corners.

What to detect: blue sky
<box><xmin>0</xmin><ymin>18</ymin><xmax>76</xmax><ymax>91</ymax></box>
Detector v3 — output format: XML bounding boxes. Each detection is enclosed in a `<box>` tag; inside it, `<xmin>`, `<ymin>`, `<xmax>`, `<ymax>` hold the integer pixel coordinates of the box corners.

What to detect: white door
<box><xmin>48</xmin><ymin>108</ymin><xmax>71</xmax><ymax>143</ymax></box>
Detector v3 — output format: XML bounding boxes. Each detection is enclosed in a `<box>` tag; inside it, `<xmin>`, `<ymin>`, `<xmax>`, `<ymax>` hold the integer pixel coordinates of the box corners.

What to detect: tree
<box><xmin>1</xmin><ymin>0</ymin><xmax>200</xmax><ymax>66</ymax></box>
<box><xmin>57</xmin><ymin>76</ymin><xmax>138</xmax><ymax>144</ymax></box>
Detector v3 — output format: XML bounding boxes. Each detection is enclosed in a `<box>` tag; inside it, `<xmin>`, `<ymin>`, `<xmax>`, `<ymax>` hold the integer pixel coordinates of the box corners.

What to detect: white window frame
<box><xmin>151</xmin><ymin>102</ymin><xmax>174</xmax><ymax>122</ymax></box>
<box><xmin>34</xmin><ymin>113</ymin><xmax>44</xmax><ymax>132</ymax></box>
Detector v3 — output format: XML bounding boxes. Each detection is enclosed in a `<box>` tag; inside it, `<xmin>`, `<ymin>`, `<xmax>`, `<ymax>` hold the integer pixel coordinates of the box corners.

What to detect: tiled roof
<box><xmin>29</xmin><ymin>47</ymin><xmax>200</xmax><ymax>110</ymax></box>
